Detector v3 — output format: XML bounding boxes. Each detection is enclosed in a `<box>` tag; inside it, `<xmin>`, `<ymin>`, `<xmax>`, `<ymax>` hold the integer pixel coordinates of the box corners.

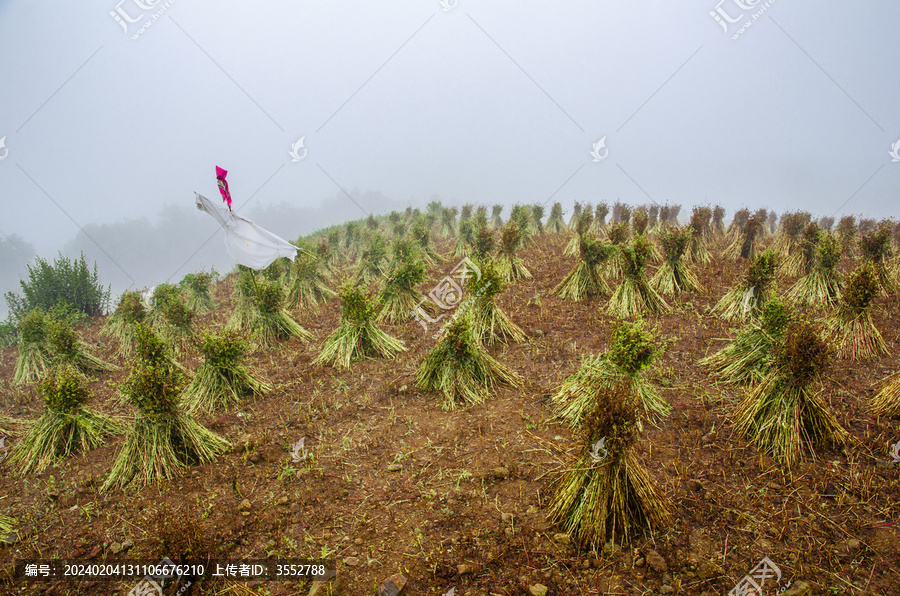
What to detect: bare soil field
<box><xmin>1</xmin><ymin>232</ymin><xmax>898</xmax><ymax>596</ymax></box>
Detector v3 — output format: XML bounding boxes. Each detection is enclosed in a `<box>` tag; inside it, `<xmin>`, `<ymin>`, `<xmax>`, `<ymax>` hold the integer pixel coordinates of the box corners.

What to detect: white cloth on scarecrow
<box><xmin>195</xmin><ymin>193</ymin><xmax>299</xmax><ymax>270</ymax></box>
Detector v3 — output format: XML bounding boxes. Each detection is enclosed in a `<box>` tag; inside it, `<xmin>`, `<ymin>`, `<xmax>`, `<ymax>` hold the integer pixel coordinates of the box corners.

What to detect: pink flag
<box><xmin>215</xmin><ymin>165</ymin><xmax>232</xmax><ymax>210</ymax></box>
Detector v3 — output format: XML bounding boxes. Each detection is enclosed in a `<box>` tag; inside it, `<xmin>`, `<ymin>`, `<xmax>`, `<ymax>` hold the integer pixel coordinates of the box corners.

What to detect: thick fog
<box><xmin>1</xmin><ymin>0</ymin><xmax>898</xmax><ymax>311</ymax></box>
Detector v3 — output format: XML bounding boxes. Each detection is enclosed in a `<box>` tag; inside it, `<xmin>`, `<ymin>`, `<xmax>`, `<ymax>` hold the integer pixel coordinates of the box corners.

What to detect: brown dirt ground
<box><xmin>0</xmin><ymin>232</ymin><xmax>898</xmax><ymax>596</ymax></box>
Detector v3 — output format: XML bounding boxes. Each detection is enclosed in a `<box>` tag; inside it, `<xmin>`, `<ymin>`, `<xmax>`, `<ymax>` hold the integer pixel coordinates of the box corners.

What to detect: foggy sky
<box><xmin>1</xmin><ymin>0</ymin><xmax>898</xmax><ymax>296</ymax></box>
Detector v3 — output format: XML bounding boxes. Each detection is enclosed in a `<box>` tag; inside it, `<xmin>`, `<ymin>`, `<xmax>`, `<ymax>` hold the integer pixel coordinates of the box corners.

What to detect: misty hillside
<box><xmin>2</xmin><ymin>189</ymin><xmax>436</xmax><ymax>317</ymax></box>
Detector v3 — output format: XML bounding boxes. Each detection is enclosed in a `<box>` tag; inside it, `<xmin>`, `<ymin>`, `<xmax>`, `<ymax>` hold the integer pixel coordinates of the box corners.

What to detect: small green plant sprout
<box><xmin>564</xmin><ymin>206</ymin><xmax>594</xmax><ymax>257</ymax></box>
<box><xmin>469</xmin><ymin>258</ymin><xmax>526</xmax><ymax>344</ymax></box>
<box><xmin>415</xmin><ymin>313</ymin><xmax>521</xmax><ymax>410</ymax></box>
<box><xmin>859</xmin><ymin>223</ymin><xmax>896</xmax><ymax>295</ymax></box>
<box><xmin>552</xmin><ymin>320</ymin><xmax>669</xmax><ymax>426</ymax></box>
<box><xmin>46</xmin><ymin>316</ymin><xmax>117</xmax><ymax>376</ymax></box>
<box><xmin>733</xmin><ymin>321</ymin><xmax>850</xmax><ymax>466</ymax></box>
<box><xmin>179</xmin><ymin>270</ymin><xmax>217</xmax><ymax>313</ymax></box>
<box><xmin>13</xmin><ymin>308</ymin><xmax>52</xmax><ymax>385</ymax></box>
<box><xmin>9</xmin><ymin>364</ymin><xmax>120</xmax><ymax>474</ymax></box>
<box><xmin>285</xmin><ymin>250</ymin><xmax>336</xmax><ymax>309</ymax></box>
<box><xmin>711</xmin><ymin>250</ymin><xmax>777</xmax><ymax>322</ymax></box>
<box><xmin>103</xmin><ymin>325</ymin><xmax>230</xmax><ymax>491</ymax></box>
<box><xmin>824</xmin><ymin>263</ymin><xmax>888</xmax><ymax>360</ymax></box>
<box><xmin>686</xmin><ymin>206</ymin><xmax>712</xmax><ymax>264</ymax></box>
<box><xmin>700</xmin><ymin>296</ymin><xmax>794</xmax><ymax>385</ymax></box>
<box><xmin>315</xmin><ymin>283</ymin><xmax>406</xmax><ymax>370</ymax></box>
<box><xmin>607</xmin><ymin>235</ymin><xmax>670</xmax><ymax>317</ymax></box>
<box><xmin>547</xmin><ymin>379</ymin><xmax>671</xmax><ymax>548</ymax></box>
<box><xmin>352</xmin><ymin>232</ymin><xmax>389</xmax><ymax>285</ymax></box>
<box><xmin>650</xmin><ymin>225</ymin><xmax>702</xmax><ymax>295</ymax></box>
<box><xmin>546</xmin><ymin>202</ymin><xmax>566</xmax><ymax>234</ymax></box>
<box><xmin>496</xmin><ymin>221</ymin><xmax>532</xmax><ymax>282</ymax></box>
<box><xmin>491</xmin><ymin>204</ymin><xmax>504</xmax><ymax>228</ymax></box>
<box><xmin>101</xmin><ymin>290</ymin><xmax>146</xmax><ymax>358</ymax></box>
<box><xmin>785</xmin><ymin>232</ymin><xmax>843</xmax><ymax>307</ymax></box>
<box><xmin>554</xmin><ymin>226</ymin><xmax>614</xmax><ymax>301</ymax></box>
<box><xmin>182</xmin><ymin>329</ymin><xmax>272</xmax><ymax>414</ymax></box>
<box><xmin>440</xmin><ymin>206</ymin><xmax>458</xmax><ymax>238</ymax></box>
<box><xmin>243</xmin><ymin>275</ymin><xmax>312</xmax><ymax>348</ymax></box>
<box><xmin>378</xmin><ymin>239</ymin><xmax>428</xmax><ymax>324</ymax></box>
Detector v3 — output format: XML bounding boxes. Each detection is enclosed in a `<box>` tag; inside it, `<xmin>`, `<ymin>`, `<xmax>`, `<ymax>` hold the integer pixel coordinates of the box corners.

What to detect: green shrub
<box><xmin>0</xmin><ymin>316</ymin><xmax>17</xmax><ymax>348</ymax></box>
<box><xmin>4</xmin><ymin>252</ymin><xmax>110</xmax><ymax>319</ymax></box>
